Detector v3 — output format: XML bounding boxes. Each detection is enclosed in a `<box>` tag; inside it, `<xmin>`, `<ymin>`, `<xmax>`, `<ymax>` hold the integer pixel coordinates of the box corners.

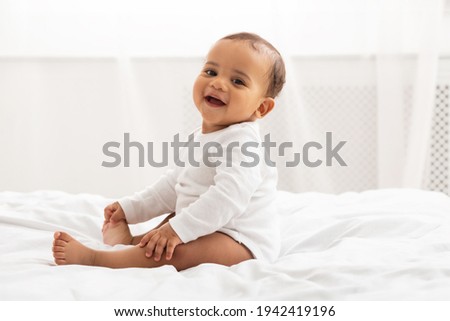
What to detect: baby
<box><xmin>52</xmin><ymin>32</ymin><xmax>286</xmax><ymax>271</ymax></box>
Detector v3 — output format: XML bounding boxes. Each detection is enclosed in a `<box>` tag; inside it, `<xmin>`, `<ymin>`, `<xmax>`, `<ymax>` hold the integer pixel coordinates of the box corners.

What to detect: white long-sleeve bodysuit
<box><xmin>118</xmin><ymin>122</ymin><xmax>280</xmax><ymax>262</ymax></box>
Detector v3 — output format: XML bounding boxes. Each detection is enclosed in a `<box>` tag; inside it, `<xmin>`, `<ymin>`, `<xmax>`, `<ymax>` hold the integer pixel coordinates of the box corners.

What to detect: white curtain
<box><xmin>0</xmin><ymin>0</ymin><xmax>448</xmax><ymax>197</ymax></box>
<box><xmin>263</xmin><ymin>0</ymin><xmax>447</xmax><ymax>193</ymax></box>
<box><xmin>375</xmin><ymin>0</ymin><xmax>445</xmax><ymax>189</ymax></box>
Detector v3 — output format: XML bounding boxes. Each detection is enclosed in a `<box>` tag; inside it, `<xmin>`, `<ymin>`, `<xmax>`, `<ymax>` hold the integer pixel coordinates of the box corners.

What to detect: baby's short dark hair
<box><xmin>221</xmin><ymin>32</ymin><xmax>286</xmax><ymax>98</ymax></box>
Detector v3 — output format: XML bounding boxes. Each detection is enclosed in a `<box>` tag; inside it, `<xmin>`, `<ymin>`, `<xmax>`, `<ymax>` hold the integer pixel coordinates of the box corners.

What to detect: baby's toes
<box><xmin>53</xmin><ymin>250</ymin><xmax>65</xmax><ymax>259</ymax></box>
<box><xmin>52</xmin><ymin>245</ymin><xmax>65</xmax><ymax>252</ymax></box>
<box><xmin>54</xmin><ymin>258</ymin><xmax>67</xmax><ymax>265</ymax></box>
<box><xmin>53</xmin><ymin>239</ymin><xmax>67</xmax><ymax>247</ymax></box>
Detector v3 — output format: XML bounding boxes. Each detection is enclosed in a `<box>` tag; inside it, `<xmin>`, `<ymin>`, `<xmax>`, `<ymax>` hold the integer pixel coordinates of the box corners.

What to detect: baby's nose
<box><xmin>210</xmin><ymin>77</ymin><xmax>226</xmax><ymax>91</ymax></box>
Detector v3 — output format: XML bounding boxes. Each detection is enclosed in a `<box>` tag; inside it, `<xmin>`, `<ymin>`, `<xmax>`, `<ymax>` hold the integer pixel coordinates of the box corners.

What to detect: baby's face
<box><xmin>193</xmin><ymin>39</ymin><xmax>273</xmax><ymax>133</ymax></box>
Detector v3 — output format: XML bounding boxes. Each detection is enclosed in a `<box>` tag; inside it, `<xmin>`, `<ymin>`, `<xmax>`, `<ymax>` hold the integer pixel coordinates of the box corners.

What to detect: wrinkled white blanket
<box><xmin>1</xmin><ymin>189</ymin><xmax>450</xmax><ymax>300</ymax></box>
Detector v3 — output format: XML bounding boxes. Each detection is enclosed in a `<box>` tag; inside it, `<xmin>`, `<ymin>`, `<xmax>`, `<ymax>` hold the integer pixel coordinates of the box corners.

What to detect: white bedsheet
<box><xmin>1</xmin><ymin>189</ymin><xmax>450</xmax><ymax>300</ymax></box>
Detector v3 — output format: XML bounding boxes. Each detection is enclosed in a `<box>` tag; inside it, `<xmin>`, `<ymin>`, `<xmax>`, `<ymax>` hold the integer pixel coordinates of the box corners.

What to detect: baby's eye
<box><xmin>204</xmin><ymin>69</ymin><xmax>217</xmax><ymax>76</ymax></box>
<box><xmin>232</xmin><ymin>78</ymin><xmax>245</xmax><ymax>86</ymax></box>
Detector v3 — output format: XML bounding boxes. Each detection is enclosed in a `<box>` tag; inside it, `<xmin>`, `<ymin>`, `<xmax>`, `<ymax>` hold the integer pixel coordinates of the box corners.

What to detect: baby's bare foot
<box><xmin>52</xmin><ymin>232</ymin><xmax>96</xmax><ymax>266</ymax></box>
<box><xmin>102</xmin><ymin>219</ymin><xmax>133</xmax><ymax>246</ymax></box>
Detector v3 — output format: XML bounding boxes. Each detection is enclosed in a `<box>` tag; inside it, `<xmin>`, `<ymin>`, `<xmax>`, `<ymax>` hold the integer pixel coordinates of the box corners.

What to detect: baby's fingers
<box><xmin>145</xmin><ymin>234</ymin><xmax>161</xmax><ymax>258</ymax></box>
<box><xmin>139</xmin><ymin>231</ymin><xmax>154</xmax><ymax>248</ymax></box>
<box><xmin>165</xmin><ymin>240</ymin><xmax>178</xmax><ymax>261</ymax></box>
<box><xmin>104</xmin><ymin>208</ymin><xmax>113</xmax><ymax>221</ymax></box>
<box><xmin>153</xmin><ymin>238</ymin><xmax>167</xmax><ymax>262</ymax></box>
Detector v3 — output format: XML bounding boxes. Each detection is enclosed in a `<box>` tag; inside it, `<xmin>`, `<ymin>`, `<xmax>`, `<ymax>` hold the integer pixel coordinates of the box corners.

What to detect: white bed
<box><xmin>1</xmin><ymin>188</ymin><xmax>450</xmax><ymax>300</ymax></box>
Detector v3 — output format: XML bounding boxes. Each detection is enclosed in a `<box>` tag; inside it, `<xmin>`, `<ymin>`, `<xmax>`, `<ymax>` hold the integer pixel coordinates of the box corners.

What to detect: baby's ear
<box><xmin>255</xmin><ymin>97</ymin><xmax>275</xmax><ymax>118</ymax></box>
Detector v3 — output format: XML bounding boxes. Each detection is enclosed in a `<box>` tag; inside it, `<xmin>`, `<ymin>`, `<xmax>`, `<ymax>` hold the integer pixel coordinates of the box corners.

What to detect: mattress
<box><xmin>1</xmin><ymin>188</ymin><xmax>450</xmax><ymax>300</ymax></box>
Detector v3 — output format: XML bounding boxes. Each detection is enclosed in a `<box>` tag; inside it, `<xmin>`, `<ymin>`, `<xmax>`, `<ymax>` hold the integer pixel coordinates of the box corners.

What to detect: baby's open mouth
<box><xmin>205</xmin><ymin>95</ymin><xmax>226</xmax><ymax>107</ymax></box>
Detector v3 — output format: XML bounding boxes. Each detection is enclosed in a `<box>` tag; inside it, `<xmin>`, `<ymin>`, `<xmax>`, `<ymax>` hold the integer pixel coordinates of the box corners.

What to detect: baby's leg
<box><xmin>53</xmin><ymin>231</ymin><xmax>253</xmax><ymax>271</ymax></box>
<box><xmin>103</xmin><ymin>213</ymin><xmax>175</xmax><ymax>246</ymax></box>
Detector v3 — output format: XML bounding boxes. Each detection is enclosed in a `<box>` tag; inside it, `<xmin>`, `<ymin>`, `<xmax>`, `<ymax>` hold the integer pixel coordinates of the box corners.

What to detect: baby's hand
<box><xmin>102</xmin><ymin>202</ymin><xmax>126</xmax><ymax>232</ymax></box>
<box><xmin>139</xmin><ymin>223</ymin><xmax>182</xmax><ymax>261</ymax></box>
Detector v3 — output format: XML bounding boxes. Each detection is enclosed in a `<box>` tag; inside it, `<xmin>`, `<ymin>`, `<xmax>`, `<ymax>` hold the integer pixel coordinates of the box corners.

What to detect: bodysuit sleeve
<box><xmin>118</xmin><ymin>168</ymin><xmax>178</xmax><ymax>224</ymax></box>
<box><xmin>168</xmin><ymin>126</ymin><xmax>263</xmax><ymax>243</ymax></box>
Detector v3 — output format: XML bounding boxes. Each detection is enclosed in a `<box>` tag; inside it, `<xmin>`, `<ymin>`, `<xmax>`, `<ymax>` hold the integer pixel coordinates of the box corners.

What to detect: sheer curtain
<box><xmin>375</xmin><ymin>0</ymin><xmax>445</xmax><ymax>189</ymax></box>
<box><xmin>0</xmin><ymin>0</ymin><xmax>448</xmax><ymax>197</ymax></box>
<box><xmin>263</xmin><ymin>0</ymin><xmax>447</xmax><ymax>193</ymax></box>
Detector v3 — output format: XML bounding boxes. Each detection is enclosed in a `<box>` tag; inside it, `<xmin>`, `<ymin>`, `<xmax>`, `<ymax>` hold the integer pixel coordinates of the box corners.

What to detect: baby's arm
<box><xmin>169</xmin><ymin>165</ymin><xmax>260</xmax><ymax>243</ymax></box>
<box><xmin>118</xmin><ymin>168</ymin><xmax>179</xmax><ymax>224</ymax></box>
<box><xmin>169</xmin><ymin>131</ymin><xmax>264</xmax><ymax>244</ymax></box>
